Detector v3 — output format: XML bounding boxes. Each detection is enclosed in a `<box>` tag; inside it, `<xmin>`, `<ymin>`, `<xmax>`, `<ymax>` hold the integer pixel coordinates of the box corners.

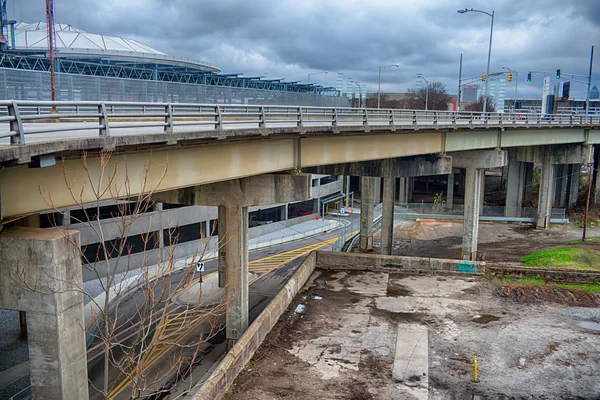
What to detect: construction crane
<box><xmin>45</xmin><ymin>0</ymin><xmax>58</xmax><ymax>107</ymax></box>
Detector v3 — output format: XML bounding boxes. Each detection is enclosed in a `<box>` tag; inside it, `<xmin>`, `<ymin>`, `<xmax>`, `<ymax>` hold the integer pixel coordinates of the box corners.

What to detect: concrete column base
<box><xmin>381</xmin><ymin>162</ymin><xmax>396</xmax><ymax>255</ymax></box>
<box><xmin>221</xmin><ymin>206</ymin><xmax>249</xmax><ymax>350</ymax></box>
<box><xmin>462</xmin><ymin>168</ymin><xmax>483</xmax><ymax>260</ymax></box>
<box><xmin>360</xmin><ymin>177</ymin><xmax>375</xmax><ymax>251</ymax></box>
<box><xmin>537</xmin><ymin>154</ymin><xmax>555</xmax><ymax>230</ymax></box>
<box><xmin>505</xmin><ymin>161</ymin><xmax>527</xmax><ymax>217</ymax></box>
<box><xmin>0</xmin><ymin>228</ymin><xmax>89</xmax><ymax>400</ymax></box>
<box><xmin>446</xmin><ymin>171</ymin><xmax>455</xmax><ymax>209</ymax></box>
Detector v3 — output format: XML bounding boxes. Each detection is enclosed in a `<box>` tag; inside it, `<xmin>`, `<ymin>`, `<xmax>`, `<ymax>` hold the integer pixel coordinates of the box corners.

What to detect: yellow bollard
<box><xmin>473</xmin><ymin>356</ymin><xmax>480</xmax><ymax>383</ymax></box>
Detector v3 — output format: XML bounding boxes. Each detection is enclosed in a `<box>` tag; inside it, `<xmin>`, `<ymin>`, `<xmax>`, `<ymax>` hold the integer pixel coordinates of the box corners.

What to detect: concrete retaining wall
<box><xmin>316</xmin><ymin>251</ymin><xmax>485</xmax><ymax>275</ymax></box>
<box><xmin>191</xmin><ymin>252</ymin><xmax>317</xmax><ymax>400</ymax></box>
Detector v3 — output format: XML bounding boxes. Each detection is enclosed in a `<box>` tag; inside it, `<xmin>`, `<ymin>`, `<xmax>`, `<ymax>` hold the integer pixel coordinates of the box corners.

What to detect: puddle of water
<box><xmin>472</xmin><ymin>314</ymin><xmax>500</xmax><ymax>324</ymax></box>
<box><xmin>575</xmin><ymin>321</ymin><xmax>600</xmax><ymax>333</ymax></box>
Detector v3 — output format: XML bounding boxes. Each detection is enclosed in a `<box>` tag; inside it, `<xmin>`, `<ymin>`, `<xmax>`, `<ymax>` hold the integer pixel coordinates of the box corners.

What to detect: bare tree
<box><xmin>11</xmin><ymin>151</ymin><xmax>229</xmax><ymax>399</ymax></box>
<box><xmin>463</xmin><ymin>96</ymin><xmax>496</xmax><ymax>113</ymax></box>
<box><xmin>402</xmin><ymin>82</ymin><xmax>452</xmax><ymax>110</ymax></box>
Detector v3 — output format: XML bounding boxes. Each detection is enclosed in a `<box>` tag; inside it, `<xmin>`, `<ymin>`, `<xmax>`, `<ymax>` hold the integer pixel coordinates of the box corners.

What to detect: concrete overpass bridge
<box><xmin>0</xmin><ymin>100</ymin><xmax>599</xmax><ymax>398</ymax></box>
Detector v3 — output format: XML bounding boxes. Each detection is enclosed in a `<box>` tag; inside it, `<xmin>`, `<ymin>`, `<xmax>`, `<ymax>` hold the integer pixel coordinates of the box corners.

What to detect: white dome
<box><xmin>14</xmin><ymin>22</ymin><xmax>220</xmax><ymax>72</ymax></box>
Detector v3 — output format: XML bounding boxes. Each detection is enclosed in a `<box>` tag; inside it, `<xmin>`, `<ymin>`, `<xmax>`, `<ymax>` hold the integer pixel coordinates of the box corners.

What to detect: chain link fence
<box><xmin>0</xmin><ymin>68</ymin><xmax>350</xmax><ymax>107</ymax></box>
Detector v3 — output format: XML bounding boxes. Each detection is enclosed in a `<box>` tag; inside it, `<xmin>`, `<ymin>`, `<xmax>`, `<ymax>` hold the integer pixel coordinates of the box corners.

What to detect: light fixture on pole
<box><xmin>377</xmin><ymin>64</ymin><xmax>399</xmax><ymax>109</ymax></box>
<box><xmin>417</xmin><ymin>74</ymin><xmax>430</xmax><ymax>110</ymax></box>
<box><xmin>502</xmin><ymin>66</ymin><xmax>519</xmax><ymax>111</ymax></box>
<box><xmin>458</xmin><ymin>8</ymin><xmax>494</xmax><ymax>116</ymax></box>
<box><xmin>308</xmin><ymin>70</ymin><xmax>328</xmax><ymax>83</ymax></box>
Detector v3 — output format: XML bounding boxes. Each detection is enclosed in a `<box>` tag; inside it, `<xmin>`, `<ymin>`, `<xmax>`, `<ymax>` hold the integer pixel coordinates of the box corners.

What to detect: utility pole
<box><xmin>586</xmin><ymin>46</ymin><xmax>594</xmax><ymax>118</ymax></box>
<box><xmin>583</xmin><ymin>162</ymin><xmax>594</xmax><ymax>241</ymax></box>
<box><xmin>457</xmin><ymin>53</ymin><xmax>463</xmax><ymax>112</ymax></box>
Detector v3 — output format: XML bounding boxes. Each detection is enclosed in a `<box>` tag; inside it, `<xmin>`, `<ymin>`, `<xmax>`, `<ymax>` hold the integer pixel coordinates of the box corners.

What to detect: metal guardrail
<box><xmin>1</xmin><ymin>100</ymin><xmax>599</xmax><ymax>145</ymax></box>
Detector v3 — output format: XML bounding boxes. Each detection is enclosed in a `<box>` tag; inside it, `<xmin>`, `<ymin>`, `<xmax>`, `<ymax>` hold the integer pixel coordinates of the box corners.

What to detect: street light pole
<box><xmin>586</xmin><ymin>45</ymin><xmax>594</xmax><ymax>118</ymax></box>
<box><xmin>377</xmin><ymin>64</ymin><xmax>399</xmax><ymax>109</ymax></box>
<box><xmin>457</xmin><ymin>53</ymin><xmax>463</xmax><ymax>112</ymax></box>
<box><xmin>308</xmin><ymin>70</ymin><xmax>328</xmax><ymax>84</ymax></box>
<box><xmin>458</xmin><ymin>8</ymin><xmax>494</xmax><ymax>117</ymax></box>
<box><xmin>417</xmin><ymin>74</ymin><xmax>430</xmax><ymax>110</ymax></box>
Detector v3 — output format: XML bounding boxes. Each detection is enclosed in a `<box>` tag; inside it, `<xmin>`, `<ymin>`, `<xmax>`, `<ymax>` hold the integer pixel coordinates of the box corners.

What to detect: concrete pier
<box><xmin>0</xmin><ymin>228</ymin><xmax>89</xmax><ymax>400</ymax></box>
<box><xmin>380</xmin><ymin>161</ymin><xmax>396</xmax><ymax>255</ymax></box>
<box><xmin>360</xmin><ymin>176</ymin><xmax>375</xmax><ymax>251</ymax></box>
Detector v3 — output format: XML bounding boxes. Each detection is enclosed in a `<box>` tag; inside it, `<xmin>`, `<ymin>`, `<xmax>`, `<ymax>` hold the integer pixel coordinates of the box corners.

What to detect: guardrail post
<box><xmin>469</xmin><ymin>113</ymin><xmax>473</xmax><ymax>127</ymax></box>
<box><xmin>363</xmin><ymin>108</ymin><xmax>369</xmax><ymax>126</ymax></box>
<box><xmin>8</xmin><ymin>101</ymin><xmax>25</xmax><ymax>145</ymax></box>
<box><xmin>412</xmin><ymin>110</ymin><xmax>417</xmax><ymax>126</ymax></box>
<box><xmin>259</xmin><ymin>106</ymin><xmax>266</xmax><ymax>128</ymax></box>
<box><xmin>98</xmin><ymin>103</ymin><xmax>111</xmax><ymax>137</ymax></box>
<box><xmin>298</xmin><ymin>107</ymin><xmax>304</xmax><ymax>127</ymax></box>
<box><xmin>390</xmin><ymin>109</ymin><xmax>395</xmax><ymax>126</ymax></box>
<box><xmin>452</xmin><ymin>112</ymin><xmax>457</xmax><ymax>126</ymax></box>
<box><xmin>433</xmin><ymin>111</ymin><xmax>438</xmax><ymax>126</ymax></box>
<box><xmin>164</xmin><ymin>104</ymin><xmax>174</xmax><ymax>133</ymax></box>
<box><xmin>215</xmin><ymin>105</ymin><xmax>223</xmax><ymax>129</ymax></box>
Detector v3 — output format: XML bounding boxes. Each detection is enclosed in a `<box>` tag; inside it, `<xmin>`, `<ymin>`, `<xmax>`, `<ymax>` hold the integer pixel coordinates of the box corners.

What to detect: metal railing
<box><xmin>1</xmin><ymin>100</ymin><xmax>599</xmax><ymax>145</ymax></box>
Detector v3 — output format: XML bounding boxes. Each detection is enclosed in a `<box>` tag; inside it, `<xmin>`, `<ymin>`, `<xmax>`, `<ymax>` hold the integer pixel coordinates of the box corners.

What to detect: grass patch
<box><xmin>522</xmin><ymin>247</ymin><xmax>600</xmax><ymax>270</ymax></box>
<box><xmin>496</xmin><ymin>276</ymin><xmax>600</xmax><ymax>293</ymax></box>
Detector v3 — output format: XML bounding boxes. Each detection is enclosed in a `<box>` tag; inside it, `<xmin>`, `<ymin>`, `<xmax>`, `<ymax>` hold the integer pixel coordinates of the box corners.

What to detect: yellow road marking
<box><xmin>108</xmin><ymin>236</ymin><xmax>337</xmax><ymax>398</ymax></box>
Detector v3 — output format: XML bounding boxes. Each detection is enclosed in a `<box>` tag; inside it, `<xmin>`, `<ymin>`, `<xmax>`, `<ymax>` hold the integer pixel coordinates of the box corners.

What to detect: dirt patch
<box><xmin>388</xmin><ymin>220</ymin><xmax>600</xmax><ymax>263</ymax></box>
<box><xmin>495</xmin><ymin>285</ymin><xmax>600</xmax><ymax>307</ymax></box>
<box><xmin>224</xmin><ymin>272</ymin><xmax>600</xmax><ymax>400</ymax></box>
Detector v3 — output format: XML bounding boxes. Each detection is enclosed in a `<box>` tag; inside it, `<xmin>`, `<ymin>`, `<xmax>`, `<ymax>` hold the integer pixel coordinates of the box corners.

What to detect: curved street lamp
<box><xmin>377</xmin><ymin>64</ymin><xmax>399</xmax><ymax>109</ymax></box>
<box><xmin>458</xmin><ymin>8</ymin><xmax>494</xmax><ymax>116</ymax></box>
<box><xmin>308</xmin><ymin>70</ymin><xmax>328</xmax><ymax>83</ymax></box>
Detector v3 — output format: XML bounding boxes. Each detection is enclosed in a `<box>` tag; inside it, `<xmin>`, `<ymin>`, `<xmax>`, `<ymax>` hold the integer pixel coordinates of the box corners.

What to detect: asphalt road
<box><xmin>87</xmin><ymin>215</ymin><xmax>356</xmax><ymax>399</ymax></box>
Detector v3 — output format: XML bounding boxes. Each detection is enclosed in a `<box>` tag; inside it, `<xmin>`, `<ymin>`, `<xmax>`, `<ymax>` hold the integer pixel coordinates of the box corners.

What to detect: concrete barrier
<box><xmin>316</xmin><ymin>251</ymin><xmax>485</xmax><ymax>275</ymax></box>
<box><xmin>191</xmin><ymin>251</ymin><xmax>317</xmax><ymax>400</ymax></box>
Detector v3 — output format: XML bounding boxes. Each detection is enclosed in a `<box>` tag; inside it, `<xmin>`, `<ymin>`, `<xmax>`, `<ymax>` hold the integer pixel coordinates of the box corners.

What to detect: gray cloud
<box><xmin>10</xmin><ymin>0</ymin><xmax>600</xmax><ymax>98</ymax></box>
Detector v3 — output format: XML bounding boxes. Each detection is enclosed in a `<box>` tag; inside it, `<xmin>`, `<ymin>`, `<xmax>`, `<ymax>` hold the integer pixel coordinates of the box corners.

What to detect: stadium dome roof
<box><xmin>14</xmin><ymin>22</ymin><xmax>220</xmax><ymax>73</ymax></box>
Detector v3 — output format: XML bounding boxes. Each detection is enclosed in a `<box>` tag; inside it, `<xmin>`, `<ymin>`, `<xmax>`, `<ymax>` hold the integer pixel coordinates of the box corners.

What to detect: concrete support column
<box><xmin>0</xmin><ymin>228</ymin><xmax>89</xmax><ymax>400</ymax></box>
<box><xmin>594</xmin><ymin>145</ymin><xmax>600</xmax><ymax>204</ymax></box>
<box><xmin>373</xmin><ymin>177</ymin><xmax>382</xmax><ymax>204</ymax></box>
<box><xmin>505</xmin><ymin>161</ymin><xmax>526</xmax><ymax>217</ymax></box>
<box><xmin>155</xmin><ymin>202</ymin><xmax>164</xmax><ymax>260</ymax></box>
<box><xmin>221</xmin><ymin>205</ymin><xmax>249</xmax><ymax>349</ymax></box>
<box><xmin>554</xmin><ymin>165</ymin><xmax>568</xmax><ymax>208</ymax></box>
<box><xmin>462</xmin><ymin>168</ymin><xmax>483</xmax><ymax>260</ymax></box>
<box><xmin>398</xmin><ymin>177</ymin><xmax>409</xmax><ymax>203</ymax></box>
<box><xmin>537</xmin><ymin>154</ymin><xmax>555</xmax><ymax>229</ymax></box>
<box><xmin>360</xmin><ymin>176</ymin><xmax>375</xmax><ymax>251</ymax></box>
<box><xmin>61</xmin><ymin>209</ymin><xmax>71</xmax><ymax>226</ymax></box>
<box><xmin>523</xmin><ymin>162</ymin><xmax>534</xmax><ymax>205</ymax></box>
<box><xmin>218</xmin><ymin>206</ymin><xmax>227</xmax><ymax>288</ymax></box>
<box><xmin>408</xmin><ymin>177</ymin><xmax>414</xmax><ymax>203</ymax></box>
<box><xmin>345</xmin><ymin>175</ymin><xmax>351</xmax><ymax>208</ymax></box>
<box><xmin>479</xmin><ymin>172</ymin><xmax>485</xmax><ymax>216</ymax></box>
<box><xmin>380</xmin><ymin>163</ymin><xmax>396</xmax><ymax>255</ymax></box>
<box><xmin>567</xmin><ymin>164</ymin><xmax>581</xmax><ymax>207</ymax></box>
<box><xmin>446</xmin><ymin>171</ymin><xmax>455</xmax><ymax>209</ymax></box>
<box><xmin>281</xmin><ymin>204</ymin><xmax>288</xmax><ymax>221</ymax></box>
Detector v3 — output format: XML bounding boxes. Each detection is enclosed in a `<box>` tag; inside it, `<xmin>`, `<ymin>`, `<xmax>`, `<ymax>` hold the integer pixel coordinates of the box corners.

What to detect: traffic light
<box><xmin>527</xmin><ymin>72</ymin><xmax>532</xmax><ymax>82</ymax></box>
<box><xmin>556</xmin><ymin>69</ymin><xmax>561</xmax><ymax>79</ymax></box>
<box><xmin>481</xmin><ymin>73</ymin><xmax>486</xmax><ymax>82</ymax></box>
<box><xmin>507</xmin><ymin>72</ymin><xmax>512</xmax><ymax>82</ymax></box>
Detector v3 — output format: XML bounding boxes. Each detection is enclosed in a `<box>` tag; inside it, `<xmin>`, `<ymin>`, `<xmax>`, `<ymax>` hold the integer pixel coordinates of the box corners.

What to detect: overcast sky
<box><xmin>11</xmin><ymin>0</ymin><xmax>600</xmax><ymax>99</ymax></box>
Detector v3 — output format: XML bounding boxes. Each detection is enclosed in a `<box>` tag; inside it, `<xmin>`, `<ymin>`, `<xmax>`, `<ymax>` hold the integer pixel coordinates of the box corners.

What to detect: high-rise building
<box><xmin>591</xmin><ymin>85</ymin><xmax>599</xmax><ymax>100</ymax></box>
<box><xmin>477</xmin><ymin>75</ymin><xmax>507</xmax><ymax>111</ymax></box>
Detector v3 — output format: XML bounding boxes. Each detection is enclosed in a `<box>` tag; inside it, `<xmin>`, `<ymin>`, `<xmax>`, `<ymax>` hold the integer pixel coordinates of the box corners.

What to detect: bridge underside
<box><xmin>0</xmin><ymin>125</ymin><xmax>597</xmax><ymax>219</ymax></box>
